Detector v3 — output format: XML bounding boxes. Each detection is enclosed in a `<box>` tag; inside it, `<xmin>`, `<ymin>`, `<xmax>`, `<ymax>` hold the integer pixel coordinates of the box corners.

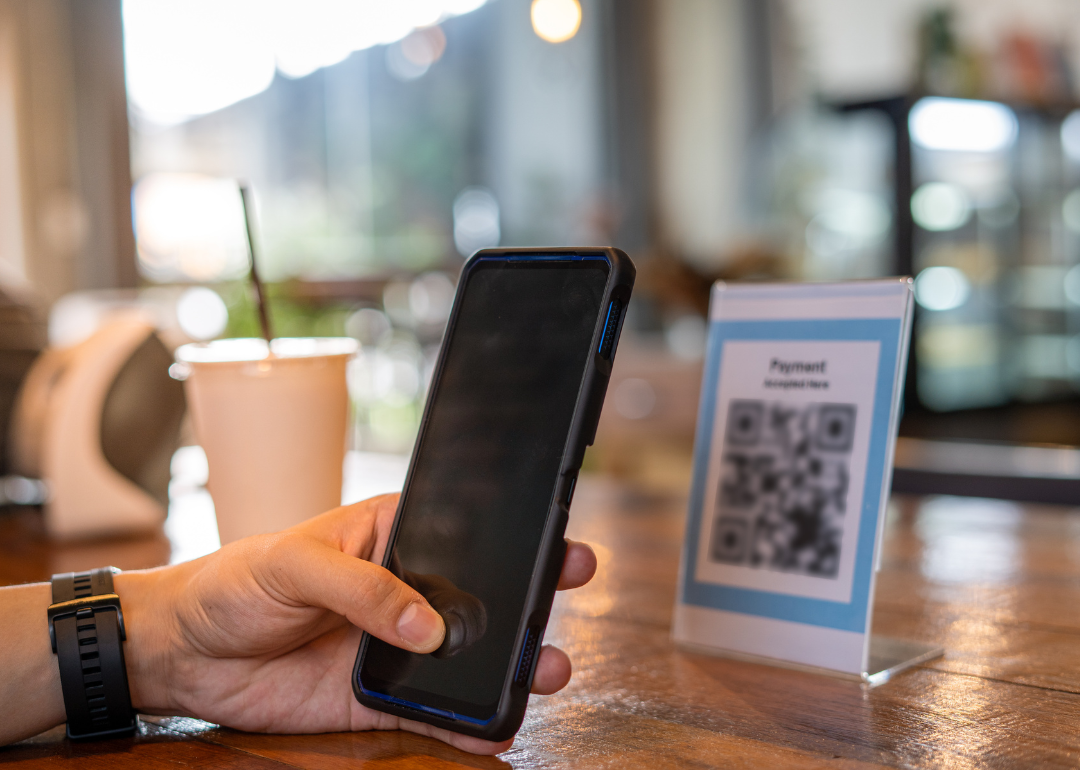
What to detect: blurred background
<box><xmin>4</xmin><ymin>0</ymin><xmax>1080</xmax><ymax>516</ymax></box>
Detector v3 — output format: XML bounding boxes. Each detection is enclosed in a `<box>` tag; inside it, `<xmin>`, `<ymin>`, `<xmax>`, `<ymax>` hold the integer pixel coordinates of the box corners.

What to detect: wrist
<box><xmin>114</xmin><ymin>568</ymin><xmax>183</xmax><ymax>715</ymax></box>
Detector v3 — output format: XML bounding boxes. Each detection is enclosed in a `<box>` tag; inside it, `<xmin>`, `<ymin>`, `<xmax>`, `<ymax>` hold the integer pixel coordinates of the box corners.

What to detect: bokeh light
<box><xmin>915</xmin><ymin>266</ymin><xmax>971</xmax><ymax>311</ymax></box>
<box><xmin>1064</xmin><ymin>265</ymin><xmax>1080</xmax><ymax>305</ymax></box>
<box><xmin>176</xmin><ymin>287</ymin><xmax>229</xmax><ymax>341</ymax></box>
<box><xmin>453</xmin><ymin>187</ymin><xmax>500</xmax><ymax>257</ymax></box>
<box><xmin>1063</xmin><ymin>190</ymin><xmax>1080</xmax><ymax>234</ymax></box>
<box><xmin>409</xmin><ymin>273</ymin><xmax>456</xmax><ymax>326</ymax></box>
<box><xmin>530</xmin><ymin>0</ymin><xmax>582</xmax><ymax>44</ymax></box>
<box><xmin>386</xmin><ymin>27</ymin><xmax>447</xmax><ymax>81</ymax></box>
<box><xmin>345</xmin><ymin>308</ymin><xmax>393</xmax><ymax>347</ymax></box>
<box><xmin>805</xmin><ymin>188</ymin><xmax>891</xmax><ymax>259</ymax></box>
<box><xmin>909</xmin><ymin>97</ymin><xmax>1018</xmax><ymax>153</ymax></box>
<box><xmin>664</xmin><ymin>315</ymin><xmax>707</xmax><ymax>361</ymax></box>
<box><xmin>911</xmin><ymin>182</ymin><xmax>972</xmax><ymax>232</ymax></box>
<box><xmin>613</xmin><ymin>378</ymin><xmax>656</xmax><ymax>420</ymax></box>
<box><xmin>1062</xmin><ymin>111</ymin><xmax>1080</xmax><ymax>163</ymax></box>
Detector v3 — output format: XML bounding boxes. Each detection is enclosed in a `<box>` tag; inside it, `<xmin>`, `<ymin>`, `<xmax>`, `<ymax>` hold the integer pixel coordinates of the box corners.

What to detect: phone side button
<box><xmin>565</xmin><ymin>475</ymin><xmax>577</xmax><ymax>506</ymax></box>
<box><xmin>514</xmin><ymin>626</ymin><xmax>544</xmax><ymax>688</ymax></box>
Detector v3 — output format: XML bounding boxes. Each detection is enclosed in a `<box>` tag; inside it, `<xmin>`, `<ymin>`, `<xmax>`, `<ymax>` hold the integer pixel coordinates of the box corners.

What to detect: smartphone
<box><xmin>352</xmin><ymin>247</ymin><xmax>634</xmax><ymax>741</ymax></box>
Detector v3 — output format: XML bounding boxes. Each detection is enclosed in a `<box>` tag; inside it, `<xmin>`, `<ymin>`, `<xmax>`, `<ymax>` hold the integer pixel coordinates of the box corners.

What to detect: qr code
<box><xmin>709</xmin><ymin>400</ymin><xmax>855</xmax><ymax>578</ymax></box>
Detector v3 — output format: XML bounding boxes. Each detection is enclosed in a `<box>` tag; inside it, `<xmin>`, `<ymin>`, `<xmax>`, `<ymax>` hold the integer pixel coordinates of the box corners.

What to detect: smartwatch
<box><xmin>48</xmin><ymin>568</ymin><xmax>137</xmax><ymax>740</ymax></box>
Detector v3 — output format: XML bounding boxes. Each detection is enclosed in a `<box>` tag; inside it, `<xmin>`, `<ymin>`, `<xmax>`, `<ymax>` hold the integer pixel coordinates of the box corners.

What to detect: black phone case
<box><xmin>352</xmin><ymin>246</ymin><xmax>635</xmax><ymax>742</ymax></box>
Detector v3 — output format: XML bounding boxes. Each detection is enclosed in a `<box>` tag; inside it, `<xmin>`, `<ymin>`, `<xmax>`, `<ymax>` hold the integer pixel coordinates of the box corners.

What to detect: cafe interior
<box><xmin>1</xmin><ymin>0</ymin><xmax>1079</xmax><ymax>766</ymax></box>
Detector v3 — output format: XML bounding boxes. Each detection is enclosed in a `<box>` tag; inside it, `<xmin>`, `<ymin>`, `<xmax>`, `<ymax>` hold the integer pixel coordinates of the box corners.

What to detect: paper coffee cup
<box><xmin>174</xmin><ymin>337</ymin><xmax>358</xmax><ymax>544</ymax></box>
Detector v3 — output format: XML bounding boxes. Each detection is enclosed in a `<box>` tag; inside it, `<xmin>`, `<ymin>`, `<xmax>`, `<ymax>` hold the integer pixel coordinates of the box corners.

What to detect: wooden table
<box><xmin>2</xmin><ymin>477</ymin><xmax>1080</xmax><ymax>768</ymax></box>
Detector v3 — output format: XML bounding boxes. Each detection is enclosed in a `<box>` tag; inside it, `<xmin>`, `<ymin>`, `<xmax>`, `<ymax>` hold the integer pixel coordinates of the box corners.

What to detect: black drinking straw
<box><xmin>239</xmin><ymin>183</ymin><xmax>273</xmax><ymax>344</ymax></box>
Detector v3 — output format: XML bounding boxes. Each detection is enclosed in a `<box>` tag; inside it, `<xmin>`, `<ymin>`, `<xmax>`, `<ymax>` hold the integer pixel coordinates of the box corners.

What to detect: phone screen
<box><xmin>357</xmin><ymin>257</ymin><xmax>609</xmax><ymax>721</ymax></box>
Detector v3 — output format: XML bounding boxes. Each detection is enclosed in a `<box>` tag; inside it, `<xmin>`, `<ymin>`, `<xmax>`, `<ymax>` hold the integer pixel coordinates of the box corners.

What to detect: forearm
<box><xmin>0</xmin><ymin>582</ymin><xmax>65</xmax><ymax>745</ymax></box>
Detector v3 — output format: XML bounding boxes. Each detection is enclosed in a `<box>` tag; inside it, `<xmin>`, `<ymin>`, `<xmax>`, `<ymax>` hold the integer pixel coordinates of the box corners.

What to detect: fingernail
<box><xmin>397</xmin><ymin>602</ymin><xmax>444</xmax><ymax>649</ymax></box>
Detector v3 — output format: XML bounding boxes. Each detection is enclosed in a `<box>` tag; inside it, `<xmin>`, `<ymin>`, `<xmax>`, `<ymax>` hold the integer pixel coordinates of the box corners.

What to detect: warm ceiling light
<box><xmin>531</xmin><ymin>0</ymin><xmax>581</xmax><ymax>44</ymax></box>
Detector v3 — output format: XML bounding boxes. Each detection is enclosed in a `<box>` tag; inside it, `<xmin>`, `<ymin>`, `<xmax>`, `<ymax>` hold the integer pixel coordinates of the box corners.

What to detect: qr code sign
<box><xmin>709</xmin><ymin>400</ymin><xmax>856</xmax><ymax>579</ymax></box>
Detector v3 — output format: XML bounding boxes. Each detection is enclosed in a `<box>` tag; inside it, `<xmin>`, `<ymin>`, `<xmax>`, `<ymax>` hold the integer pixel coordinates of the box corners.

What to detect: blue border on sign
<box><xmin>680</xmin><ymin>318</ymin><xmax>901</xmax><ymax>633</ymax></box>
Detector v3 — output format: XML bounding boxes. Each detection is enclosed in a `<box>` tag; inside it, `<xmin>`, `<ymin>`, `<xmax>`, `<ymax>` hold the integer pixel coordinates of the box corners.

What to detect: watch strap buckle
<box><xmin>48</xmin><ymin>594</ymin><xmax>127</xmax><ymax>653</ymax></box>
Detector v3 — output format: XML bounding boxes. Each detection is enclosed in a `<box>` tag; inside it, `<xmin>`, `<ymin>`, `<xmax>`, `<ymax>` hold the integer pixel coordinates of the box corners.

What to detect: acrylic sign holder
<box><xmin>673</xmin><ymin>279</ymin><xmax>943</xmax><ymax>683</ymax></box>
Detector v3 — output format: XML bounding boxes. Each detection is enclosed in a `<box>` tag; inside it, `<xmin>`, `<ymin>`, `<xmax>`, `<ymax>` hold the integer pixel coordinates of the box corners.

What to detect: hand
<box><xmin>119</xmin><ymin>494</ymin><xmax>597</xmax><ymax>755</ymax></box>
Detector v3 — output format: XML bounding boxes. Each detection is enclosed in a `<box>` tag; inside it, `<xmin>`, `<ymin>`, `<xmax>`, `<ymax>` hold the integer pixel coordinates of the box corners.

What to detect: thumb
<box><xmin>265</xmin><ymin>534</ymin><xmax>445</xmax><ymax>653</ymax></box>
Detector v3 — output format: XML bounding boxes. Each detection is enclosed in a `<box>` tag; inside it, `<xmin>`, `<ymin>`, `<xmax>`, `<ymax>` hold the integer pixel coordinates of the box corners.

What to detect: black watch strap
<box><xmin>49</xmin><ymin>568</ymin><xmax>136</xmax><ymax>740</ymax></box>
